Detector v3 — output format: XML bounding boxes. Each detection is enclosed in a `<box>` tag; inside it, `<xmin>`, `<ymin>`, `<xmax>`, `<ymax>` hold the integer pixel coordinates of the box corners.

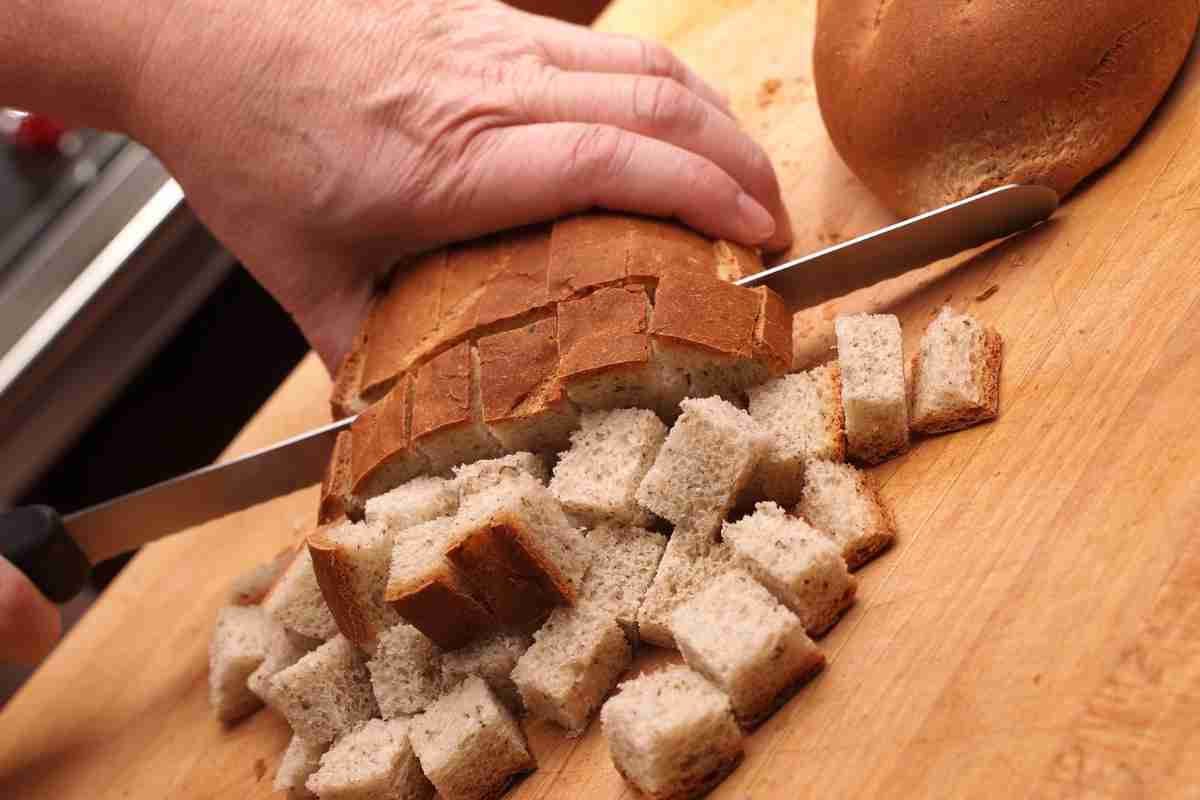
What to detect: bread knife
<box><xmin>0</xmin><ymin>184</ymin><xmax>1056</xmax><ymax>604</ymax></box>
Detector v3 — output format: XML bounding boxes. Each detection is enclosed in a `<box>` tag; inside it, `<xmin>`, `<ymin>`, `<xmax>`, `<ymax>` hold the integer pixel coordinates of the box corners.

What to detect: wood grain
<box><xmin>5</xmin><ymin>1</ymin><xmax>1200</xmax><ymax>797</ymax></box>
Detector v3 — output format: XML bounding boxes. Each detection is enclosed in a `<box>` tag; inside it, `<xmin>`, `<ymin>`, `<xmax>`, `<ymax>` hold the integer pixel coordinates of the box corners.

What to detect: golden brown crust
<box><xmin>547</xmin><ymin>213</ymin><xmax>635</xmax><ymax>301</ymax></box>
<box><xmin>626</xmin><ymin>217</ymin><xmax>718</xmax><ymax>283</ymax></box>
<box><xmin>556</xmin><ymin>285</ymin><xmax>652</xmax><ymax>379</ymax></box>
<box><xmin>752</xmin><ymin>286</ymin><xmax>793</xmax><ymax>376</ymax></box>
<box><xmin>476</xmin><ymin>224</ymin><xmax>552</xmax><ymax>328</ymax></box>
<box><xmin>386</xmin><ymin>571</ymin><xmax>496</xmax><ymax>650</ymax></box>
<box><xmin>825</xmin><ymin>363</ymin><xmax>847</xmax><ymax>463</ymax></box>
<box><xmin>411</xmin><ymin>341</ymin><xmax>473</xmax><ymax>443</ymax></box>
<box><xmin>712</xmin><ymin>240</ymin><xmax>762</xmax><ymax>282</ymax></box>
<box><xmin>330</xmin><ymin>302</ymin><xmax>372</xmax><ymax>420</ymax></box>
<box><xmin>650</xmin><ymin>271</ymin><xmax>758</xmax><ymax>358</ymax></box>
<box><xmin>612</xmin><ymin>749</ymin><xmax>744</xmax><ymax>800</ymax></box>
<box><xmin>361</xmin><ymin>251</ymin><xmax>446</xmax><ymax>398</ymax></box>
<box><xmin>318</xmin><ymin>430</ymin><xmax>354</xmax><ymax>525</ymax></box>
<box><xmin>349</xmin><ymin>375</ymin><xmax>427</xmax><ymax>499</ymax></box>
<box><xmin>736</xmin><ymin>655</ymin><xmax>825</xmax><ymax>730</ymax></box>
<box><xmin>846</xmin><ymin>471</ymin><xmax>897</xmax><ymax>571</ymax></box>
<box><xmin>814</xmin><ymin>1</ymin><xmax>1200</xmax><ymax>215</ymax></box>
<box><xmin>437</xmin><ymin>233</ymin><xmax>512</xmax><ymax>344</ymax></box>
<box><xmin>307</xmin><ymin>526</ymin><xmax>375</xmax><ymax>649</ymax></box>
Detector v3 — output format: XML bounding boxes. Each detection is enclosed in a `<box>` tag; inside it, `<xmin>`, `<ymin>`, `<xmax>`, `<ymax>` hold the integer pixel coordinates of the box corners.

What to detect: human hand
<box><xmin>0</xmin><ymin>556</ymin><xmax>61</xmax><ymax>665</ymax></box>
<box><xmin>126</xmin><ymin>0</ymin><xmax>792</xmax><ymax>369</ymax></box>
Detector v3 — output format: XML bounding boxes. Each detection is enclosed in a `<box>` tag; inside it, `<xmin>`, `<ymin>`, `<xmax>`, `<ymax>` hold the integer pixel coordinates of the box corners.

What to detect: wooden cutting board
<box><xmin>5</xmin><ymin>1</ymin><xmax>1200</xmax><ymax>797</ymax></box>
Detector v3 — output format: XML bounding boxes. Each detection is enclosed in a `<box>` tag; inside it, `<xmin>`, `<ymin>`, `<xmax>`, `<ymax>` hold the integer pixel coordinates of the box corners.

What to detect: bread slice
<box><xmin>549</xmin><ymin>408</ymin><xmax>666</xmax><ymax>527</ymax></box>
<box><xmin>363</xmin><ymin>475</ymin><xmax>458</xmax><ymax>532</ymax></box>
<box><xmin>208</xmin><ymin>605</ymin><xmax>273</xmax><ymax>722</ymax></box>
<box><xmin>320</xmin><ymin>430</ymin><xmax>355</xmax><ymax>524</ymax></box>
<box><xmin>366</xmin><ymin>621</ymin><xmax>443</xmax><ymax>719</ymax></box>
<box><xmin>452</xmin><ymin>452</ymin><xmax>550</xmax><ymax>501</ymax></box>
<box><xmin>669</xmin><ymin>569</ymin><xmax>825</xmax><ymax>727</ymax></box>
<box><xmin>511</xmin><ymin>607</ymin><xmax>632</xmax><ymax>735</ymax></box>
<box><xmin>409</xmin><ymin>675</ymin><xmax>536</xmax><ymax>800</ymax></box>
<box><xmin>747</xmin><ymin>363</ymin><xmax>846</xmax><ymax>506</ymax></box>
<box><xmin>637</xmin><ymin>522</ymin><xmax>735</xmax><ymax>649</ymax></box>
<box><xmin>360</xmin><ymin>250</ymin><xmax>446</xmax><ymax>401</ymax></box>
<box><xmin>600</xmin><ymin>664</ymin><xmax>744</xmax><ymax>800</ymax></box>
<box><xmin>306</xmin><ymin>718</ymin><xmax>434</xmax><ymax>800</ymax></box>
<box><xmin>722</xmin><ymin>503</ymin><xmax>856</xmax><ymax>636</ymax></box>
<box><xmin>449</xmin><ymin>473</ymin><xmax>593</xmax><ymax>627</ymax></box>
<box><xmin>835</xmin><ymin>313</ymin><xmax>909</xmax><ymax>463</ymax></box>
<box><xmin>349</xmin><ymin>376</ymin><xmax>430</xmax><ymax>505</ymax></box>
<box><xmin>796</xmin><ymin>459</ymin><xmax>897</xmax><ymax>570</ymax></box>
<box><xmin>248</xmin><ymin>619</ymin><xmax>321</xmax><ymax>710</ymax></box>
<box><xmin>384</xmin><ymin>516</ymin><xmax>496</xmax><ymax>650</ymax></box>
<box><xmin>274</xmin><ymin>734</ymin><xmax>325</xmax><ymax>800</ymax></box>
<box><xmin>263</xmin><ymin>546</ymin><xmax>340</xmax><ymax>642</ymax></box>
<box><xmin>578</xmin><ymin>525</ymin><xmax>668</xmax><ymax>642</ymax></box>
<box><xmin>308</xmin><ymin>521</ymin><xmax>399</xmax><ymax>650</ymax></box>
<box><xmin>268</xmin><ymin>635</ymin><xmax>378</xmax><ymax>745</ymax></box>
<box><xmin>475</xmin><ymin>318</ymin><xmax>579</xmax><ymax>455</ymax></box>
<box><xmin>440</xmin><ymin>629</ymin><xmax>532</xmax><ymax>712</ymax></box>
<box><xmin>910</xmin><ymin>306</ymin><xmax>1003</xmax><ymax>433</ymax></box>
<box><xmin>411</xmin><ymin>341</ymin><xmax>503</xmax><ymax>476</ymax></box>
<box><xmin>635</xmin><ymin>396</ymin><xmax>768</xmax><ymax>531</ymax></box>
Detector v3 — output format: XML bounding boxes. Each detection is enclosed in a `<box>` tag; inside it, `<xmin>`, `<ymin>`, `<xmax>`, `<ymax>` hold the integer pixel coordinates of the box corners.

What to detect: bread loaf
<box><xmin>813</xmin><ymin>1</ymin><xmax>1200</xmax><ymax>216</ymax></box>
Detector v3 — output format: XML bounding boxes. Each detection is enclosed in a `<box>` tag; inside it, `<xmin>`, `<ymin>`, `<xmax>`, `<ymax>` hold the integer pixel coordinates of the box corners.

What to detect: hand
<box><xmin>126</xmin><ymin>0</ymin><xmax>792</xmax><ymax>369</ymax></box>
<box><xmin>0</xmin><ymin>556</ymin><xmax>61</xmax><ymax>665</ymax></box>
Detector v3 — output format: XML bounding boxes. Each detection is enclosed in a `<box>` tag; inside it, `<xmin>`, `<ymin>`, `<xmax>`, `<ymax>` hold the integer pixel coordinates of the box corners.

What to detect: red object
<box><xmin>14</xmin><ymin>114</ymin><xmax>67</xmax><ymax>152</ymax></box>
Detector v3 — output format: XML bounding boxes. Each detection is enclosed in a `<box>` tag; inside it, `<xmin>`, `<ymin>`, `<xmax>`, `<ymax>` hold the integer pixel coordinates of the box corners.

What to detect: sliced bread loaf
<box><xmin>308</xmin><ymin>521</ymin><xmax>399</xmax><ymax>650</ymax></box>
<box><xmin>452</xmin><ymin>452</ymin><xmax>550</xmax><ymax>500</ymax></box>
<box><xmin>910</xmin><ymin>305</ymin><xmax>1003</xmax><ymax>433</ymax></box>
<box><xmin>274</xmin><ymin>734</ymin><xmax>325</xmax><ymax>800</ymax></box>
<box><xmin>363</xmin><ymin>475</ymin><xmax>458</xmax><ymax>531</ymax></box>
<box><xmin>306</xmin><ymin>718</ymin><xmax>433</xmax><ymax>800</ymax></box>
<box><xmin>835</xmin><ymin>313</ymin><xmax>909</xmax><ymax>463</ymax></box>
<box><xmin>366</xmin><ymin>621</ymin><xmax>443</xmax><ymax>719</ymax></box>
<box><xmin>440</xmin><ymin>629</ymin><xmax>532</xmax><ymax>712</ymax></box>
<box><xmin>796</xmin><ymin>459</ymin><xmax>897</xmax><ymax>570</ymax></box>
<box><xmin>263</xmin><ymin>547</ymin><xmax>340</xmax><ymax>642</ymax></box>
<box><xmin>578</xmin><ymin>525</ymin><xmax>668</xmax><ymax>642</ymax></box>
<box><xmin>208</xmin><ymin>605</ymin><xmax>273</xmax><ymax>722</ymax></box>
<box><xmin>268</xmin><ymin>635</ymin><xmax>378</xmax><ymax>746</ymax></box>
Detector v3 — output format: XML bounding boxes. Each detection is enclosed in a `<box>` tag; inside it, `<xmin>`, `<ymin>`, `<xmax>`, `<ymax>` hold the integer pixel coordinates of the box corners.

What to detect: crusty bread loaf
<box><xmin>813</xmin><ymin>1</ymin><xmax>1200</xmax><ymax>216</ymax></box>
<box><xmin>306</xmin><ymin>718</ymin><xmax>433</xmax><ymax>800</ymax></box>
<box><xmin>366</xmin><ymin>621</ymin><xmax>443</xmax><ymax>719</ymax></box>
<box><xmin>796</xmin><ymin>460</ymin><xmax>897</xmax><ymax>570</ymax></box>
<box><xmin>208</xmin><ymin>605</ymin><xmax>272</xmax><ymax>722</ymax></box>
<box><xmin>910</xmin><ymin>306</ymin><xmax>1003</xmax><ymax>433</ymax></box>
<box><xmin>835</xmin><ymin>314</ymin><xmax>909</xmax><ymax>464</ymax></box>
<box><xmin>269</xmin><ymin>635</ymin><xmax>378</xmax><ymax>746</ymax></box>
<box><xmin>308</xmin><ymin>521</ymin><xmax>399</xmax><ymax>650</ymax></box>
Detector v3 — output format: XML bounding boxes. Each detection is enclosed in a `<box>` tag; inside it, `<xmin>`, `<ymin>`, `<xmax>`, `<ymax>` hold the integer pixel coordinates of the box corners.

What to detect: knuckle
<box><xmin>564</xmin><ymin>124</ymin><xmax>630</xmax><ymax>185</ymax></box>
<box><xmin>632</xmin><ymin>76</ymin><xmax>700</xmax><ymax>133</ymax></box>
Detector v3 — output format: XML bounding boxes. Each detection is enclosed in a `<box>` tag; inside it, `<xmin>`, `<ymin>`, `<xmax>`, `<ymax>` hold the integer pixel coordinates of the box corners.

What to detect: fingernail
<box><xmin>736</xmin><ymin>193</ymin><xmax>776</xmax><ymax>243</ymax></box>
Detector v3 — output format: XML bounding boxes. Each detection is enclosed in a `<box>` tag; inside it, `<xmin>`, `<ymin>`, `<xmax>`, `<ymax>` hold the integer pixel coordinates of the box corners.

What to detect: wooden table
<box><xmin>6</xmin><ymin>1</ymin><xmax>1200</xmax><ymax>797</ymax></box>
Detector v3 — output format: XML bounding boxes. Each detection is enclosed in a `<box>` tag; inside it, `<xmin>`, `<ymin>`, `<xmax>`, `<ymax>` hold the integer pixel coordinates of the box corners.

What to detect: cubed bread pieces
<box><xmin>600</xmin><ymin>665</ymin><xmax>744</xmax><ymax>800</ymax></box>
<box><xmin>385</xmin><ymin>517</ymin><xmax>496</xmax><ymax>650</ymax></box>
<box><xmin>208</xmin><ymin>605</ymin><xmax>273</xmax><ymax>722</ymax></box>
<box><xmin>440</xmin><ymin>629</ymin><xmax>532</xmax><ymax>712</ymax></box>
<box><xmin>835</xmin><ymin>313</ymin><xmax>909</xmax><ymax>463</ymax></box>
<box><xmin>363</xmin><ymin>475</ymin><xmax>458</xmax><ymax>531</ymax></box>
<box><xmin>722</xmin><ymin>503</ymin><xmax>856</xmax><ymax>636</ymax></box>
<box><xmin>366</xmin><ymin>621</ymin><xmax>443</xmax><ymax>719</ymax></box>
<box><xmin>747</xmin><ymin>363</ymin><xmax>845</xmax><ymax>506</ymax></box>
<box><xmin>578</xmin><ymin>525</ymin><xmax>668</xmax><ymax>642</ymax></box>
<box><xmin>511</xmin><ymin>607</ymin><xmax>632</xmax><ymax>735</ymax></box>
<box><xmin>349</xmin><ymin>376</ymin><xmax>431</xmax><ymax>504</ymax></box>
<box><xmin>306</xmin><ymin>718</ymin><xmax>433</xmax><ymax>800</ymax></box>
<box><xmin>910</xmin><ymin>305</ymin><xmax>1003</xmax><ymax>433</ymax></box>
<box><xmin>275</xmin><ymin>734</ymin><xmax>325</xmax><ymax>800</ymax></box>
<box><xmin>637</xmin><ymin>522</ymin><xmax>734</xmax><ymax>649</ymax></box>
<box><xmin>248</xmin><ymin>620</ymin><xmax>321</xmax><ymax>710</ymax></box>
<box><xmin>452</xmin><ymin>452</ymin><xmax>550</xmax><ymax>500</ymax></box>
<box><xmin>320</xmin><ymin>429</ymin><xmax>355</xmax><ymax>524</ymax></box>
<box><xmin>268</xmin><ymin>635</ymin><xmax>378</xmax><ymax>746</ymax></box>
<box><xmin>475</xmin><ymin>318</ymin><xmax>579</xmax><ymax>455</ymax></box>
<box><xmin>669</xmin><ymin>570</ymin><xmax>824</xmax><ymax>727</ymax></box>
<box><xmin>263</xmin><ymin>547</ymin><xmax>340</xmax><ymax>642</ymax></box>
<box><xmin>796</xmin><ymin>460</ymin><xmax>897</xmax><ymax>570</ymax></box>
<box><xmin>635</xmin><ymin>396</ymin><xmax>768</xmax><ymax>530</ymax></box>
<box><xmin>449</xmin><ymin>473</ymin><xmax>592</xmax><ymax>627</ymax></box>
<box><xmin>410</xmin><ymin>675</ymin><xmax>536</xmax><ymax>800</ymax></box>
<box><xmin>549</xmin><ymin>408</ymin><xmax>666</xmax><ymax>527</ymax></box>
<box><xmin>308</xmin><ymin>521</ymin><xmax>399</xmax><ymax>650</ymax></box>
<box><xmin>411</xmin><ymin>341</ymin><xmax>503</xmax><ymax>476</ymax></box>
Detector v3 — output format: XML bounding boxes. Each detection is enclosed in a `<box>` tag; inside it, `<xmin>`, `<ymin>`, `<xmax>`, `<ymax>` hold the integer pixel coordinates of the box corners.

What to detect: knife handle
<box><xmin>0</xmin><ymin>506</ymin><xmax>90</xmax><ymax>603</ymax></box>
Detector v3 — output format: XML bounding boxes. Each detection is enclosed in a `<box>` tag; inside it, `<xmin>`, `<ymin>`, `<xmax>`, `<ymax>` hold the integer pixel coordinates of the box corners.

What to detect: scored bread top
<box><xmin>650</xmin><ymin>271</ymin><xmax>758</xmax><ymax>359</ymax></box>
<box><xmin>360</xmin><ymin>250</ymin><xmax>446</xmax><ymax>401</ymax></box>
<box><xmin>557</xmin><ymin>285</ymin><xmax>653</xmax><ymax>379</ymax></box>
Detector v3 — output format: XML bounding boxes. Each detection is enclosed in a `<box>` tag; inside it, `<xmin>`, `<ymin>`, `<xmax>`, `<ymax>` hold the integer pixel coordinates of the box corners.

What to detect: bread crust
<box><xmin>330</xmin><ymin>301</ymin><xmax>372</xmax><ymax>420</ymax></box>
<box><xmin>650</xmin><ymin>271</ymin><xmax>758</xmax><ymax>359</ymax></box>
<box><xmin>814</xmin><ymin>0</ymin><xmax>1200</xmax><ymax>215</ymax></box>
<box><xmin>752</xmin><ymin>286</ymin><xmax>793</xmax><ymax>375</ymax></box>
<box><xmin>610</xmin><ymin>749</ymin><xmax>744</xmax><ymax>800</ymax></box>
<box><xmin>844</xmin><ymin>472</ymin><xmax>897</xmax><ymax>571</ymax></box>
<box><xmin>547</xmin><ymin>213</ymin><xmax>636</xmax><ymax>301</ymax></box>
<box><xmin>626</xmin><ymin>217</ymin><xmax>718</xmax><ymax>283</ymax></box>
<box><xmin>350</xmin><ymin>375</ymin><xmax>428</xmax><ymax>500</ymax></box>
<box><xmin>318</xmin><ymin>430</ymin><xmax>354</xmax><ymax>525</ymax></box>
<box><xmin>386</xmin><ymin>573</ymin><xmax>496</xmax><ymax>651</ymax></box>
<box><xmin>476</xmin><ymin>224</ymin><xmax>552</xmax><ymax>328</ymax></box>
<box><xmin>910</xmin><ymin>326</ymin><xmax>1003</xmax><ymax>434</ymax></box>
<box><xmin>307</xmin><ymin>526</ymin><xmax>375</xmax><ymax>649</ymax></box>
<box><xmin>361</xmin><ymin>251</ymin><xmax>447</xmax><ymax>398</ymax></box>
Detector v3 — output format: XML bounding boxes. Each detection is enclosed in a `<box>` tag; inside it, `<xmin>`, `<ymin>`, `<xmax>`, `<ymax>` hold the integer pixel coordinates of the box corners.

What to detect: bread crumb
<box><xmin>975</xmin><ymin>284</ymin><xmax>999</xmax><ymax>302</ymax></box>
<box><xmin>757</xmin><ymin>78</ymin><xmax>783</xmax><ymax>108</ymax></box>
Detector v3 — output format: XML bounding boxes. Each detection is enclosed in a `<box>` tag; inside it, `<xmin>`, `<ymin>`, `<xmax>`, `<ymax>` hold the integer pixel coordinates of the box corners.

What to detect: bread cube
<box><xmin>910</xmin><ymin>305</ymin><xmax>1003</xmax><ymax>433</ymax></box>
<box><xmin>248</xmin><ymin>620</ymin><xmax>321</xmax><ymax>710</ymax></box>
<box><xmin>268</xmin><ymin>635</ymin><xmax>379</xmax><ymax>745</ymax></box>
<box><xmin>410</xmin><ymin>675</ymin><xmax>536</xmax><ymax>800</ymax></box>
<box><xmin>578</xmin><ymin>525</ymin><xmax>668</xmax><ymax>642</ymax></box>
<box><xmin>411</xmin><ymin>341</ymin><xmax>504</xmax><ymax>476</ymax></box>
<box><xmin>635</xmin><ymin>397</ymin><xmax>767</xmax><ymax>530</ymax></box>
<box><xmin>363</xmin><ymin>475</ymin><xmax>458</xmax><ymax>531</ymax></box>
<box><xmin>796</xmin><ymin>460</ymin><xmax>897</xmax><ymax>570</ymax></box>
<box><xmin>385</xmin><ymin>517</ymin><xmax>496</xmax><ymax>650</ymax></box>
<box><xmin>835</xmin><ymin>313</ymin><xmax>909</xmax><ymax>463</ymax></box>
<box><xmin>274</xmin><ymin>734</ymin><xmax>324</xmax><ymax>800</ymax></box>
<box><xmin>367</xmin><ymin>621</ymin><xmax>443</xmax><ymax>718</ymax></box>
<box><xmin>452</xmin><ymin>452</ymin><xmax>550</xmax><ymax>500</ymax></box>
<box><xmin>208</xmin><ymin>605</ymin><xmax>273</xmax><ymax>722</ymax></box>
<box><xmin>722</xmin><ymin>502</ymin><xmax>856</xmax><ymax>635</ymax></box>
<box><xmin>440</xmin><ymin>629</ymin><xmax>532</xmax><ymax>712</ymax></box>
<box><xmin>637</xmin><ymin>522</ymin><xmax>734</xmax><ymax>649</ymax></box>
<box><xmin>308</xmin><ymin>520</ymin><xmax>400</xmax><ymax>650</ymax></box>
<box><xmin>669</xmin><ymin>570</ymin><xmax>824</xmax><ymax>727</ymax></box>
<box><xmin>747</xmin><ymin>363</ymin><xmax>845</xmax><ymax>506</ymax></box>
<box><xmin>306</xmin><ymin>718</ymin><xmax>433</xmax><ymax>800</ymax></box>
<box><xmin>263</xmin><ymin>546</ymin><xmax>340</xmax><ymax>641</ymax></box>
<box><xmin>511</xmin><ymin>608</ymin><xmax>632</xmax><ymax>735</ymax></box>
<box><xmin>350</xmin><ymin>377</ymin><xmax>431</xmax><ymax>503</ymax></box>
<box><xmin>549</xmin><ymin>409</ymin><xmax>667</xmax><ymax>527</ymax></box>
<box><xmin>600</xmin><ymin>665</ymin><xmax>744</xmax><ymax>800</ymax></box>
<box><xmin>449</xmin><ymin>473</ymin><xmax>593</xmax><ymax>626</ymax></box>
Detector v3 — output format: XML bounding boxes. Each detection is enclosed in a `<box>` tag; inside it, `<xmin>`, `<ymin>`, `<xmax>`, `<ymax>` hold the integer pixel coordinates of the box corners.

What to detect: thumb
<box><xmin>0</xmin><ymin>555</ymin><xmax>62</xmax><ymax>666</ymax></box>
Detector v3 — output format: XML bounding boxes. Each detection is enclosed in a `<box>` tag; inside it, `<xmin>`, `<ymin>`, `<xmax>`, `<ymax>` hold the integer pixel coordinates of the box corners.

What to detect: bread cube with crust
<box><xmin>910</xmin><ymin>305</ymin><xmax>1003</xmax><ymax>433</ymax></box>
<box><xmin>308</xmin><ymin>520</ymin><xmax>400</xmax><ymax>650</ymax></box>
<box><xmin>363</xmin><ymin>475</ymin><xmax>458</xmax><ymax>531</ymax></box>
<box><xmin>796</xmin><ymin>459</ymin><xmax>897</xmax><ymax>570</ymax></box>
<box><xmin>269</xmin><ymin>635</ymin><xmax>379</xmax><ymax>746</ymax></box>
<box><xmin>367</xmin><ymin>621</ymin><xmax>443</xmax><ymax>718</ymax></box>
<box><xmin>411</xmin><ymin>341</ymin><xmax>503</xmax><ymax>475</ymax></box>
<box><xmin>306</xmin><ymin>718</ymin><xmax>433</xmax><ymax>800</ymax></box>
<box><xmin>208</xmin><ymin>605</ymin><xmax>273</xmax><ymax>722</ymax></box>
<box><xmin>440</xmin><ymin>629</ymin><xmax>532</xmax><ymax>712</ymax></box>
<box><xmin>452</xmin><ymin>452</ymin><xmax>550</xmax><ymax>500</ymax></box>
<box><xmin>578</xmin><ymin>524</ymin><xmax>668</xmax><ymax>642</ymax></box>
<box><xmin>263</xmin><ymin>546</ymin><xmax>340</xmax><ymax>642</ymax></box>
<box><xmin>836</xmin><ymin>313</ymin><xmax>909</xmax><ymax>463</ymax></box>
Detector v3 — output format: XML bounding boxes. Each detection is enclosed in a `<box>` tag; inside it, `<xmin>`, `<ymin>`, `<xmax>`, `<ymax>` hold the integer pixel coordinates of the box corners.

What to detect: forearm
<box><xmin>0</xmin><ymin>0</ymin><xmax>167</xmax><ymax>131</ymax></box>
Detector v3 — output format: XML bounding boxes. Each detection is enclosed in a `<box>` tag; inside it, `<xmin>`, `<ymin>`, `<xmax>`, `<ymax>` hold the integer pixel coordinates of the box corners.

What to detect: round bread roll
<box><xmin>813</xmin><ymin>1</ymin><xmax>1200</xmax><ymax>215</ymax></box>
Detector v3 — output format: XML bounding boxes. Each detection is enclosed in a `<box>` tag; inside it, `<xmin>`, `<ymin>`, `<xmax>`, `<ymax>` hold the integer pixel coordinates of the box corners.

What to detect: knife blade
<box><xmin>735</xmin><ymin>184</ymin><xmax>1058</xmax><ymax>309</ymax></box>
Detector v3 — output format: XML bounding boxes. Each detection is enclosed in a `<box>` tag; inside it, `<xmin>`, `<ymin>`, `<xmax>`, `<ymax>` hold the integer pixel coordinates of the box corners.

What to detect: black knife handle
<box><xmin>0</xmin><ymin>506</ymin><xmax>90</xmax><ymax>603</ymax></box>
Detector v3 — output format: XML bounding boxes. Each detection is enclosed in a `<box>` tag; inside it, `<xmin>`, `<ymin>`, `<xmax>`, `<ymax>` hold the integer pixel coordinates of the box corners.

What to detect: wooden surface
<box><xmin>5</xmin><ymin>0</ymin><xmax>1200</xmax><ymax>797</ymax></box>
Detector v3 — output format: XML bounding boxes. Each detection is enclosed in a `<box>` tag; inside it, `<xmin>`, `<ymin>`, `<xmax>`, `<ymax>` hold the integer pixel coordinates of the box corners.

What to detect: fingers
<box><xmin>526</xmin><ymin>16</ymin><xmax>732</xmax><ymax>116</ymax></box>
<box><xmin>453</xmin><ymin>122</ymin><xmax>777</xmax><ymax>246</ymax></box>
<box><xmin>519</xmin><ymin>71</ymin><xmax>792</xmax><ymax>252</ymax></box>
<box><xmin>0</xmin><ymin>556</ymin><xmax>61</xmax><ymax>666</ymax></box>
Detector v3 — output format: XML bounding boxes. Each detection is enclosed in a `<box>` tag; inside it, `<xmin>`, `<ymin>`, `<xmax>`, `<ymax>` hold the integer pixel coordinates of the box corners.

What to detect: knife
<box><xmin>0</xmin><ymin>184</ymin><xmax>1057</xmax><ymax>604</ymax></box>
